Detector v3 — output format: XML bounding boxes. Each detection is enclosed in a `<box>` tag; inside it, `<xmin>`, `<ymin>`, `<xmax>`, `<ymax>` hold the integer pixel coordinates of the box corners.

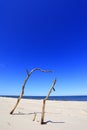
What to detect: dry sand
<box><xmin>0</xmin><ymin>97</ymin><xmax>87</xmax><ymax>130</ymax></box>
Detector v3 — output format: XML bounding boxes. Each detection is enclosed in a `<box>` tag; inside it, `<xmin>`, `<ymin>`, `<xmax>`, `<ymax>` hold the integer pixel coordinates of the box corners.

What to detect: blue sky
<box><xmin>0</xmin><ymin>0</ymin><xmax>87</xmax><ymax>96</ymax></box>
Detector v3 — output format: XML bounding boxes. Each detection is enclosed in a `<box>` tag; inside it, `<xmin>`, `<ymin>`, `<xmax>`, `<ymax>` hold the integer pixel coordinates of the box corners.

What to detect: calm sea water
<box><xmin>0</xmin><ymin>95</ymin><xmax>87</xmax><ymax>101</ymax></box>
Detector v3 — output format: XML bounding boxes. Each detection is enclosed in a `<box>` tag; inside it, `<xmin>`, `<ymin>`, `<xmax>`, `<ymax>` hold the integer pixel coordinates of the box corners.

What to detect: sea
<box><xmin>0</xmin><ymin>95</ymin><xmax>87</xmax><ymax>101</ymax></box>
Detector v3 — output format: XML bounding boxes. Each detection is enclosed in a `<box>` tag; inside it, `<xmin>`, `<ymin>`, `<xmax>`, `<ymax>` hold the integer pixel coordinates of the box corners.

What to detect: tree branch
<box><xmin>41</xmin><ymin>78</ymin><xmax>57</xmax><ymax>124</ymax></box>
<box><xmin>10</xmin><ymin>68</ymin><xmax>52</xmax><ymax>114</ymax></box>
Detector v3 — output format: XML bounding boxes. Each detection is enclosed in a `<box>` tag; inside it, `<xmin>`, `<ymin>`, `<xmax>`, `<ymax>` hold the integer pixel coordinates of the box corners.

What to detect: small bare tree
<box><xmin>10</xmin><ymin>68</ymin><xmax>52</xmax><ymax>114</ymax></box>
<box><xmin>41</xmin><ymin>78</ymin><xmax>56</xmax><ymax>124</ymax></box>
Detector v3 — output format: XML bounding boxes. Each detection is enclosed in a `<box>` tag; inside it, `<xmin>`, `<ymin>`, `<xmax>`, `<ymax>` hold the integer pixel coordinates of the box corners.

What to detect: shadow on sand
<box><xmin>12</xmin><ymin>112</ymin><xmax>34</xmax><ymax>115</ymax></box>
<box><xmin>12</xmin><ymin>111</ymin><xmax>42</xmax><ymax>115</ymax></box>
<box><xmin>42</xmin><ymin>120</ymin><xmax>65</xmax><ymax>124</ymax></box>
<box><xmin>12</xmin><ymin>112</ymin><xmax>65</xmax><ymax>125</ymax></box>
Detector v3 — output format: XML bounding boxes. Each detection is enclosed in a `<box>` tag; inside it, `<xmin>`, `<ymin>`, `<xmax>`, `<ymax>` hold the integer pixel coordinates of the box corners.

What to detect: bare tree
<box><xmin>41</xmin><ymin>78</ymin><xmax>56</xmax><ymax>124</ymax></box>
<box><xmin>10</xmin><ymin>68</ymin><xmax>52</xmax><ymax>114</ymax></box>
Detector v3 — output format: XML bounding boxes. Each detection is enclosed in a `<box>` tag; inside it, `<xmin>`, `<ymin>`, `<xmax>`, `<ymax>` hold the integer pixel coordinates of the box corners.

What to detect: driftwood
<box><xmin>41</xmin><ymin>78</ymin><xmax>56</xmax><ymax>124</ymax></box>
<box><xmin>10</xmin><ymin>68</ymin><xmax>52</xmax><ymax>114</ymax></box>
<box><xmin>33</xmin><ymin>112</ymin><xmax>37</xmax><ymax>121</ymax></box>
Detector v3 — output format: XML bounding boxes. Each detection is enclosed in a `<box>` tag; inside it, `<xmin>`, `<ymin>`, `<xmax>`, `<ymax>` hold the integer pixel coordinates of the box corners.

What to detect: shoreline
<box><xmin>0</xmin><ymin>97</ymin><xmax>87</xmax><ymax>130</ymax></box>
<box><xmin>0</xmin><ymin>95</ymin><xmax>87</xmax><ymax>102</ymax></box>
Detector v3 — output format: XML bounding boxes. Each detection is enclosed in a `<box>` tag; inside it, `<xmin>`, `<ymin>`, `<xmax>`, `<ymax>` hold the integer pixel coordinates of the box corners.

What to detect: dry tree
<box><xmin>10</xmin><ymin>68</ymin><xmax>52</xmax><ymax>114</ymax></box>
<box><xmin>41</xmin><ymin>78</ymin><xmax>56</xmax><ymax>124</ymax></box>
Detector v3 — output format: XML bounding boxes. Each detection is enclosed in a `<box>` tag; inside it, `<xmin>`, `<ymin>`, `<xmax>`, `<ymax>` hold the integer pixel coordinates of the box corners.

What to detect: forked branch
<box><xmin>10</xmin><ymin>68</ymin><xmax>52</xmax><ymax>114</ymax></box>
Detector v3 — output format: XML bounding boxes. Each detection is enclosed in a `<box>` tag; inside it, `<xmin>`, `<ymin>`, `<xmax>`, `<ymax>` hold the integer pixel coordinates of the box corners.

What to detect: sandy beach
<box><xmin>0</xmin><ymin>97</ymin><xmax>87</xmax><ymax>130</ymax></box>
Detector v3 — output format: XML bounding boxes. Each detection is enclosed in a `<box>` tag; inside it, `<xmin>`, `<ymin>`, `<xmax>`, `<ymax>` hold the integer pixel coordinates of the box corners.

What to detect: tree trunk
<box><xmin>41</xmin><ymin>99</ymin><xmax>46</xmax><ymax>124</ymax></box>
<box><xmin>41</xmin><ymin>79</ymin><xmax>56</xmax><ymax>124</ymax></box>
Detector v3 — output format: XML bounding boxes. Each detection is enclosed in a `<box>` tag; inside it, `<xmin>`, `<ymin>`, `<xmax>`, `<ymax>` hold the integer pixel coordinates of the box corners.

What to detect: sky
<box><xmin>0</xmin><ymin>0</ymin><xmax>87</xmax><ymax>96</ymax></box>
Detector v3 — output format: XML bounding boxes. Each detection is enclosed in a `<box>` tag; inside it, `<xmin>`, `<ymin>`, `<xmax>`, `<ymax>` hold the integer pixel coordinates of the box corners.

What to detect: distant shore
<box><xmin>0</xmin><ymin>97</ymin><xmax>87</xmax><ymax>130</ymax></box>
<box><xmin>0</xmin><ymin>95</ymin><xmax>87</xmax><ymax>101</ymax></box>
